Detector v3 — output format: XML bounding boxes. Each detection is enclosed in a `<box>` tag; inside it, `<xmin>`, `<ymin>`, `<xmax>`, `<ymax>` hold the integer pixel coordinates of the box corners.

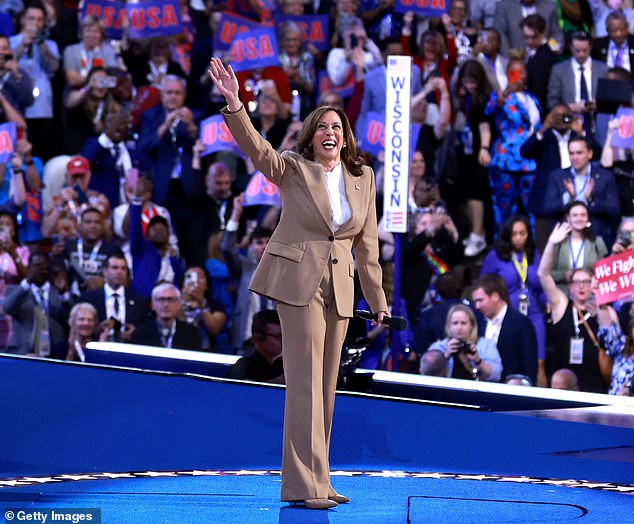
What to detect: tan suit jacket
<box><xmin>222</xmin><ymin>106</ymin><xmax>388</xmax><ymax>318</ymax></box>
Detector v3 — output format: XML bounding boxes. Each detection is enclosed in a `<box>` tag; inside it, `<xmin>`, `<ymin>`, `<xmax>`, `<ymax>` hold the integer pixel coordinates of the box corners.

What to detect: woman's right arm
<box><xmin>538</xmin><ymin>222</ymin><xmax>570</xmax><ymax>321</ymax></box>
<box><xmin>209</xmin><ymin>58</ymin><xmax>287</xmax><ymax>184</ymax></box>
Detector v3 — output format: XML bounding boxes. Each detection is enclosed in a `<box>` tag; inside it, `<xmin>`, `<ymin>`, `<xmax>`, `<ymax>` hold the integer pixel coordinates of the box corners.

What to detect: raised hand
<box><xmin>208</xmin><ymin>57</ymin><xmax>241</xmax><ymax>111</ymax></box>
<box><xmin>548</xmin><ymin>221</ymin><xmax>572</xmax><ymax>245</ymax></box>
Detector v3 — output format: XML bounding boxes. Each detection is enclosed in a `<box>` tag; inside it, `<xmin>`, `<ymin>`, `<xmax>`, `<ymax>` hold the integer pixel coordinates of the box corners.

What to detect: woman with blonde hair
<box><xmin>425</xmin><ymin>303</ymin><xmax>503</xmax><ymax>381</ymax></box>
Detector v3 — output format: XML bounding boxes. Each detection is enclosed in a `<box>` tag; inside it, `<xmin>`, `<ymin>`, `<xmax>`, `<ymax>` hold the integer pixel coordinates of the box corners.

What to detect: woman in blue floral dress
<box><xmin>600</xmin><ymin>316</ymin><xmax>634</xmax><ymax>396</ymax></box>
<box><xmin>485</xmin><ymin>57</ymin><xmax>541</xmax><ymax>230</ymax></box>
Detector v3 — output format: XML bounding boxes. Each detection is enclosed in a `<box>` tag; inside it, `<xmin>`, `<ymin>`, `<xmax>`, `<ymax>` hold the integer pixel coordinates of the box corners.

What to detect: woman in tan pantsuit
<box><xmin>208</xmin><ymin>58</ymin><xmax>389</xmax><ymax>510</ymax></box>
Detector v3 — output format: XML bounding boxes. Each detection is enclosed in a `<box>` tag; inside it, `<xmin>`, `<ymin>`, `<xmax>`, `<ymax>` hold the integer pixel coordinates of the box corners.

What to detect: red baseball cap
<box><xmin>67</xmin><ymin>156</ymin><xmax>91</xmax><ymax>176</ymax></box>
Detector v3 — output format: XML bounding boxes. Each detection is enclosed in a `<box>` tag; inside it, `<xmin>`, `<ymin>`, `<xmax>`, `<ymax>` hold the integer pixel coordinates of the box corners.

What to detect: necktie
<box><xmin>113</xmin><ymin>292</ymin><xmax>120</xmax><ymax>317</ymax></box>
<box><xmin>579</xmin><ymin>65</ymin><xmax>589</xmax><ymax>101</ymax></box>
<box><xmin>615</xmin><ymin>46</ymin><xmax>624</xmax><ymax>68</ymax></box>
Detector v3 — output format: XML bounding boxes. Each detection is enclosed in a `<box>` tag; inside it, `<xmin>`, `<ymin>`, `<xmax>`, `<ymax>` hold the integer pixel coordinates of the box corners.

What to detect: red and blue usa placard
<box><xmin>244</xmin><ymin>171</ymin><xmax>281</xmax><ymax>207</ymax></box>
<box><xmin>394</xmin><ymin>0</ymin><xmax>448</xmax><ymax>17</ymax></box>
<box><xmin>214</xmin><ymin>13</ymin><xmax>263</xmax><ymax>52</ymax></box>
<box><xmin>316</xmin><ymin>70</ymin><xmax>356</xmax><ymax>101</ymax></box>
<box><xmin>276</xmin><ymin>15</ymin><xmax>329</xmax><ymax>51</ymax></box>
<box><xmin>229</xmin><ymin>27</ymin><xmax>280</xmax><ymax>73</ymax></box>
<box><xmin>81</xmin><ymin>0</ymin><xmax>182</xmax><ymax>39</ymax></box>
<box><xmin>360</xmin><ymin>112</ymin><xmax>421</xmax><ymax>161</ymax></box>
<box><xmin>199</xmin><ymin>115</ymin><xmax>245</xmax><ymax>158</ymax></box>
<box><xmin>610</xmin><ymin>107</ymin><xmax>634</xmax><ymax>149</ymax></box>
<box><xmin>0</xmin><ymin>122</ymin><xmax>16</xmax><ymax>164</ymax></box>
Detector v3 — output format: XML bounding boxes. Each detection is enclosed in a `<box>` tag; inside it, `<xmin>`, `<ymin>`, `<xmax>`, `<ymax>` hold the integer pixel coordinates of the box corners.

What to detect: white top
<box><xmin>323</xmin><ymin>162</ymin><xmax>352</xmax><ymax>231</ymax></box>
<box><xmin>485</xmin><ymin>303</ymin><xmax>508</xmax><ymax>345</ymax></box>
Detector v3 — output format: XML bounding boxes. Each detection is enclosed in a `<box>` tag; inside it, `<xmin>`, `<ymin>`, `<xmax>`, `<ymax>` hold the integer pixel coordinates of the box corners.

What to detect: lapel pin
<box><xmin>355</xmin><ymin>184</ymin><xmax>360</xmax><ymax>190</ymax></box>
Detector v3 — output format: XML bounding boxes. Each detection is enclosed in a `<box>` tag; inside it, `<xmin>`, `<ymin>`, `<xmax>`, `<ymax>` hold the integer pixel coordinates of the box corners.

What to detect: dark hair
<box><xmin>435</xmin><ymin>269</ymin><xmax>464</xmax><ymax>300</ymax></box>
<box><xmin>568</xmin><ymin>135</ymin><xmax>592</xmax><ymax>151</ymax></box>
<box><xmin>24</xmin><ymin>1</ymin><xmax>46</xmax><ymax>18</ymax></box>
<box><xmin>519</xmin><ymin>13</ymin><xmax>546</xmax><ymax>34</ymax></box>
<box><xmin>456</xmin><ymin>59</ymin><xmax>492</xmax><ymax>113</ymax></box>
<box><xmin>249</xmin><ymin>226</ymin><xmax>273</xmax><ymax>244</ymax></box>
<box><xmin>473</xmin><ymin>273</ymin><xmax>510</xmax><ymax>304</ymax></box>
<box><xmin>606</xmin><ymin>10</ymin><xmax>628</xmax><ymax>27</ymax></box>
<box><xmin>495</xmin><ymin>215</ymin><xmax>536</xmax><ymax>263</ymax></box>
<box><xmin>483</xmin><ymin>27</ymin><xmax>501</xmax><ymax>41</ymax></box>
<box><xmin>29</xmin><ymin>250</ymin><xmax>49</xmax><ymax>266</ymax></box>
<box><xmin>570</xmin><ymin>30</ymin><xmax>591</xmax><ymax>43</ymax></box>
<box><xmin>80</xmin><ymin>206</ymin><xmax>103</xmax><ymax>221</ymax></box>
<box><xmin>0</xmin><ymin>211</ymin><xmax>20</xmax><ymax>245</ymax></box>
<box><xmin>624</xmin><ymin>317</ymin><xmax>634</xmax><ymax>359</ymax></box>
<box><xmin>148</xmin><ymin>214</ymin><xmax>169</xmax><ymax>230</ymax></box>
<box><xmin>104</xmin><ymin>253</ymin><xmax>127</xmax><ymax>269</ymax></box>
<box><xmin>378</xmin><ymin>36</ymin><xmax>403</xmax><ymax>53</ymax></box>
<box><xmin>251</xmin><ymin>308</ymin><xmax>280</xmax><ymax>336</ymax></box>
<box><xmin>607</xmin><ymin>66</ymin><xmax>633</xmax><ymax>86</ymax></box>
<box><xmin>296</xmin><ymin>105</ymin><xmax>364</xmax><ymax>177</ymax></box>
<box><xmin>565</xmin><ymin>200</ymin><xmax>595</xmax><ymax>241</ymax></box>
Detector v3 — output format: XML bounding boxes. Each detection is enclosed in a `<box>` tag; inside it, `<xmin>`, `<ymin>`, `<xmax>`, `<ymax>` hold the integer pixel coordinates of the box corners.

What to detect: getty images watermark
<box><xmin>4</xmin><ymin>509</ymin><xmax>101</xmax><ymax>523</ymax></box>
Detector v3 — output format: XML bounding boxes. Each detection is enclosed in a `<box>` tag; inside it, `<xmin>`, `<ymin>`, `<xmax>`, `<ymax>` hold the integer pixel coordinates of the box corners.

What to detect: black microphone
<box><xmin>354</xmin><ymin>310</ymin><xmax>408</xmax><ymax>331</ymax></box>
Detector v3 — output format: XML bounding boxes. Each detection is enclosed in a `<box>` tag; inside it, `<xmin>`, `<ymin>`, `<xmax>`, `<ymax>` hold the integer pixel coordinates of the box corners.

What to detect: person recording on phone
<box><xmin>41</xmin><ymin>155</ymin><xmax>112</xmax><ymax>242</ymax></box>
<box><xmin>9</xmin><ymin>2</ymin><xmax>59</xmax><ymax>161</ymax></box>
<box><xmin>423</xmin><ymin>303</ymin><xmax>502</xmax><ymax>382</ymax></box>
<box><xmin>208</xmin><ymin>57</ymin><xmax>388</xmax><ymax>510</ymax></box>
<box><xmin>0</xmin><ymin>35</ymin><xmax>34</xmax><ymax>116</ymax></box>
<box><xmin>79</xmin><ymin>254</ymin><xmax>148</xmax><ymax>342</ymax></box>
<box><xmin>547</xmin><ymin>31</ymin><xmax>608</xmax><ymax>134</ymax></box>
<box><xmin>179</xmin><ymin>266</ymin><xmax>227</xmax><ymax>352</ymax></box>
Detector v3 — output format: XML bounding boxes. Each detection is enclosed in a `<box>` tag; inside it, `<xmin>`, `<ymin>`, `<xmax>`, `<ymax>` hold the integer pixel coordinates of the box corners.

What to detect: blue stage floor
<box><xmin>1</xmin><ymin>355</ymin><xmax>633</xmax><ymax>523</ymax></box>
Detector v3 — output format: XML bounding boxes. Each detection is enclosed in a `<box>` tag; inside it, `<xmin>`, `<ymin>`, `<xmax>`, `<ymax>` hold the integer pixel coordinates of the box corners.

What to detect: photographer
<box><xmin>64</xmin><ymin>66</ymin><xmax>119</xmax><ymax>153</ymax></box>
<box><xmin>9</xmin><ymin>2</ymin><xmax>60</xmax><ymax>161</ymax></box>
<box><xmin>0</xmin><ymin>35</ymin><xmax>34</xmax><ymax>116</ymax></box>
<box><xmin>424</xmin><ymin>303</ymin><xmax>503</xmax><ymax>381</ymax></box>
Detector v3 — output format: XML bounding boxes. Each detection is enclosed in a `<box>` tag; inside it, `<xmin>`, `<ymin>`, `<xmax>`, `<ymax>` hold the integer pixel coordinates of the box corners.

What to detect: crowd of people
<box><xmin>0</xmin><ymin>0</ymin><xmax>633</xmax><ymax>396</ymax></box>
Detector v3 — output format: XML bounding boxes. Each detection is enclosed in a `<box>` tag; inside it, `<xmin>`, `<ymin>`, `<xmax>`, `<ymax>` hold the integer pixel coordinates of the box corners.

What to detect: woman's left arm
<box><xmin>353</xmin><ymin>169</ymin><xmax>388</xmax><ymax>315</ymax></box>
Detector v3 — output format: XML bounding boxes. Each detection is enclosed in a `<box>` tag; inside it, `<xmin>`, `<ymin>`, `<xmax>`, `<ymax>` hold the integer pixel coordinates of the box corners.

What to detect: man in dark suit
<box><xmin>520</xmin><ymin>104</ymin><xmax>588</xmax><ymax>252</ymax></box>
<box><xmin>494</xmin><ymin>0</ymin><xmax>563</xmax><ymax>55</ymax></box>
<box><xmin>4</xmin><ymin>252</ymin><xmax>69</xmax><ymax>359</ymax></box>
<box><xmin>521</xmin><ymin>14</ymin><xmax>558</xmax><ymax>112</ymax></box>
<box><xmin>137</xmin><ymin>75</ymin><xmax>204</xmax><ymax>264</ymax></box>
<box><xmin>130</xmin><ymin>283</ymin><xmax>201</xmax><ymax>350</ymax></box>
<box><xmin>80</xmin><ymin>254</ymin><xmax>147</xmax><ymax>342</ymax></box>
<box><xmin>82</xmin><ymin>110</ymin><xmax>153</xmax><ymax>210</ymax></box>
<box><xmin>547</xmin><ymin>31</ymin><xmax>609</xmax><ymax>128</ymax></box>
<box><xmin>543</xmin><ymin>136</ymin><xmax>620</xmax><ymax>245</ymax></box>
<box><xmin>592</xmin><ymin>11</ymin><xmax>634</xmax><ymax>73</ymax></box>
<box><xmin>472</xmin><ymin>274</ymin><xmax>538</xmax><ymax>385</ymax></box>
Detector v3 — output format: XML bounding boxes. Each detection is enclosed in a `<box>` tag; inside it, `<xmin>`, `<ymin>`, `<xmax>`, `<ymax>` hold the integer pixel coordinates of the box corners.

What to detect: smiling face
<box><xmin>311</xmin><ymin>110</ymin><xmax>345</xmax><ymax>168</ymax></box>
<box><xmin>567</xmin><ymin>203</ymin><xmax>589</xmax><ymax>232</ymax></box>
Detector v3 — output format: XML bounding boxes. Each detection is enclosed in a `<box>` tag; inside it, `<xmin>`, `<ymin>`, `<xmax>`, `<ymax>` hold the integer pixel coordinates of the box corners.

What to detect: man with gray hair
<box><xmin>130</xmin><ymin>283</ymin><xmax>202</xmax><ymax>350</ymax></box>
<box><xmin>138</xmin><ymin>74</ymin><xmax>202</xmax><ymax>264</ymax></box>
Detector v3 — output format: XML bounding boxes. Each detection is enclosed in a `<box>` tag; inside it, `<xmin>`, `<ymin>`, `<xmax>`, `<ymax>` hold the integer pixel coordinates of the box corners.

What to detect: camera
<box><xmin>561</xmin><ymin>114</ymin><xmax>573</xmax><ymax>124</ymax></box>
<box><xmin>185</xmin><ymin>271</ymin><xmax>198</xmax><ymax>287</ymax></box>
<box><xmin>349</xmin><ymin>34</ymin><xmax>359</xmax><ymax>48</ymax></box>
<box><xmin>1</xmin><ymin>52</ymin><xmax>13</xmax><ymax>61</ymax></box>
<box><xmin>458</xmin><ymin>340</ymin><xmax>472</xmax><ymax>353</ymax></box>
<box><xmin>618</xmin><ymin>230</ymin><xmax>632</xmax><ymax>247</ymax></box>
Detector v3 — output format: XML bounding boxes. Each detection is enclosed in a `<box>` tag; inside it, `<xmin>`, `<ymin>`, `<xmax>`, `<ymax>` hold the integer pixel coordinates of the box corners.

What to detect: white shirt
<box><xmin>98</xmin><ymin>133</ymin><xmax>133</xmax><ymax>205</ymax></box>
<box><xmin>323</xmin><ymin>162</ymin><xmax>352</xmax><ymax>231</ymax></box>
<box><xmin>572</xmin><ymin>58</ymin><xmax>593</xmax><ymax>102</ymax></box>
<box><xmin>553</xmin><ymin>129</ymin><xmax>572</xmax><ymax>169</ymax></box>
<box><xmin>608</xmin><ymin>40</ymin><xmax>630</xmax><ymax>72</ymax></box>
<box><xmin>485</xmin><ymin>303</ymin><xmax>508</xmax><ymax>345</ymax></box>
<box><xmin>105</xmin><ymin>283</ymin><xmax>126</xmax><ymax>324</ymax></box>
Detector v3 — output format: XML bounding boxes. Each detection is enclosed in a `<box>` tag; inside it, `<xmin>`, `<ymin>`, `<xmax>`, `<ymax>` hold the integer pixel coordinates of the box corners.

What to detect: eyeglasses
<box><xmin>570</xmin><ymin>279</ymin><xmax>592</xmax><ymax>287</ymax></box>
<box><xmin>155</xmin><ymin>296</ymin><xmax>179</xmax><ymax>303</ymax></box>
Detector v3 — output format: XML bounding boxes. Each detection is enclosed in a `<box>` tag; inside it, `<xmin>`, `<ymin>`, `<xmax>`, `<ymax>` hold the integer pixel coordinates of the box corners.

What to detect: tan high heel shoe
<box><xmin>329</xmin><ymin>493</ymin><xmax>350</xmax><ymax>504</ymax></box>
<box><xmin>304</xmin><ymin>498</ymin><xmax>338</xmax><ymax>509</ymax></box>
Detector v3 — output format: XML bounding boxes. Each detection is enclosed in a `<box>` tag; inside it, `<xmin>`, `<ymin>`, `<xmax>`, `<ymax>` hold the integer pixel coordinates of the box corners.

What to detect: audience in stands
<box><xmin>0</xmin><ymin>0</ymin><xmax>632</xmax><ymax>398</ymax></box>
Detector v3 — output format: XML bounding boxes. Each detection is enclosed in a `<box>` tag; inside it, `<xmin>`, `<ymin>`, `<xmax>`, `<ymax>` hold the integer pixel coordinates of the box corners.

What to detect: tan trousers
<box><xmin>277</xmin><ymin>261</ymin><xmax>349</xmax><ymax>501</ymax></box>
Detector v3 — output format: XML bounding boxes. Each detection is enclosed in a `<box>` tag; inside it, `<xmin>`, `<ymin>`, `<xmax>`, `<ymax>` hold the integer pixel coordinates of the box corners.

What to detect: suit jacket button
<box><xmin>328</xmin><ymin>235</ymin><xmax>334</xmax><ymax>241</ymax></box>
<box><xmin>332</xmin><ymin>258</ymin><xmax>338</xmax><ymax>264</ymax></box>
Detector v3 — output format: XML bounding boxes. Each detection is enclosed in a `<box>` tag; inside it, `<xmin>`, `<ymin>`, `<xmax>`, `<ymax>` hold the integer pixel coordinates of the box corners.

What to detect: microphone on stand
<box><xmin>354</xmin><ymin>310</ymin><xmax>408</xmax><ymax>331</ymax></box>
